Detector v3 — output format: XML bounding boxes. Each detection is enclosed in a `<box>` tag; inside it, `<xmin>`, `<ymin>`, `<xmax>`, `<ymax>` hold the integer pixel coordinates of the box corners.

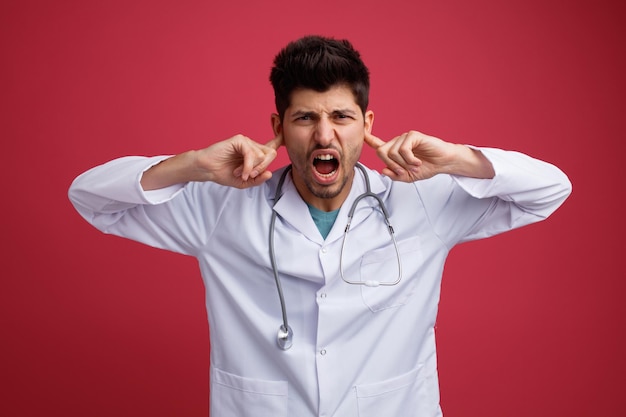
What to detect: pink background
<box><xmin>2</xmin><ymin>0</ymin><xmax>624</xmax><ymax>415</ymax></box>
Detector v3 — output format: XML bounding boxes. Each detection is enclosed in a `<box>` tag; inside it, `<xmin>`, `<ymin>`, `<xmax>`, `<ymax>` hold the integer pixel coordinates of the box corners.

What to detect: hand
<box><xmin>141</xmin><ymin>133</ymin><xmax>283</xmax><ymax>191</ymax></box>
<box><xmin>364</xmin><ymin>130</ymin><xmax>456</xmax><ymax>182</ymax></box>
<box><xmin>364</xmin><ymin>130</ymin><xmax>495</xmax><ymax>182</ymax></box>
<box><xmin>194</xmin><ymin>132</ymin><xmax>284</xmax><ymax>188</ymax></box>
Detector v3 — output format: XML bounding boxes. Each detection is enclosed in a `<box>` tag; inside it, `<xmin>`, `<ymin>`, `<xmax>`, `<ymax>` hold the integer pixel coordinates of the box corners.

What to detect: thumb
<box><xmin>364</xmin><ymin>130</ymin><xmax>385</xmax><ymax>149</ymax></box>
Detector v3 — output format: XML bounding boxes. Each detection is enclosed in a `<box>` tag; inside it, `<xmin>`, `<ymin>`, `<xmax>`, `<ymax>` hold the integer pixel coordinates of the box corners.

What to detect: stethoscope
<box><xmin>269</xmin><ymin>163</ymin><xmax>402</xmax><ymax>350</ymax></box>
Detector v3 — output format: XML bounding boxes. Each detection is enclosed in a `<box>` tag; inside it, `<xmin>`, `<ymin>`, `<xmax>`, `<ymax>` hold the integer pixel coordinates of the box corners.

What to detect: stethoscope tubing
<box><xmin>270</xmin><ymin>166</ymin><xmax>294</xmax><ymax>350</ymax></box>
<box><xmin>269</xmin><ymin>163</ymin><xmax>401</xmax><ymax>350</ymax></box>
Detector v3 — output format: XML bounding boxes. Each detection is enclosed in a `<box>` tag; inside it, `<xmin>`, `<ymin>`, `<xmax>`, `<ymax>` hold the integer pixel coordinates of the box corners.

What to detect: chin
<box><xmin>308</xmin><ymin>177</ymin><xmax>348</xmax><ymax>200</ymax></box>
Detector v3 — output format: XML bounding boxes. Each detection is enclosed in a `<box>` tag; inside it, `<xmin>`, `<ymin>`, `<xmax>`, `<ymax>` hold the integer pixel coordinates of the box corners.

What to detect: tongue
<box><xmin>315</xmin><ymin>160</ymin><xmax>336</xmax><ymax>175</ymax></box>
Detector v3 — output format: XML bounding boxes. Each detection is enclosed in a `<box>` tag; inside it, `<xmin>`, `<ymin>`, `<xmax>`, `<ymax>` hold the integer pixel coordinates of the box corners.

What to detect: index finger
<box><xmin>364</xmin><ymin>130</ymin><xmax>386</xmax><ymax>149</ymax></box>
<box><xmin>265</xmin><ymin>131</ymin><xmax>284</xmax><ymax>150</ymax></box>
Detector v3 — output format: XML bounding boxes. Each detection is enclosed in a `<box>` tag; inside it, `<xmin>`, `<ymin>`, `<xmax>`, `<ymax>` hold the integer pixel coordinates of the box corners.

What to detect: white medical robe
<box><xmin>68</xmin><ymin>147</ymin><xmax>571</xmax><ymax>417</ymax></box>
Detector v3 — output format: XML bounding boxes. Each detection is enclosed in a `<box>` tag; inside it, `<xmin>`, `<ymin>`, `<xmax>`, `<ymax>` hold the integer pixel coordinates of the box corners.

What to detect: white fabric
<box><xmin>68</xmin><ymin>148</ymin><xmax>571</xmax><ymax>417</ymax></box>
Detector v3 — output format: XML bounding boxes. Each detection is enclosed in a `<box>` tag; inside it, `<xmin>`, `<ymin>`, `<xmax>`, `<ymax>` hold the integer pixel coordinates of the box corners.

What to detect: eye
<box><xmin>334</xmin><ymin>112</ymin><xmax>354</xmax><ymax>122</ymax></box>
<box><xmin>293</xmin><ymin>113</ymin><xmax>315</xmax><ymax>123</ymax></box>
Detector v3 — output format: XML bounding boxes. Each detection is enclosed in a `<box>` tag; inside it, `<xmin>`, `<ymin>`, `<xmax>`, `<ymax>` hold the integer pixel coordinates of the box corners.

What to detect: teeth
<box><xmin>313</xmin><ymin>154</ymin><xmax>337</xmax><ymax>177</ymax></box>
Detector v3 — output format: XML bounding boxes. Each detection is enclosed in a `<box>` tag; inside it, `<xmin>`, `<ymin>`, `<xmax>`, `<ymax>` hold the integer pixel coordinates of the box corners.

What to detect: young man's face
<box><xmin>272</xmin><ymin>84</ymin><xmax>374</xmax><ymax>211</ymax></box>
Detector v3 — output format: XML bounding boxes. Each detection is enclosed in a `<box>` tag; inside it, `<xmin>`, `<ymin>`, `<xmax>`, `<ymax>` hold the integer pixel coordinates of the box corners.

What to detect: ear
<box><xmin>271</xmin><ymin>113</ymin><xmax>282</xmax><ymax>136</ymax></box>
<box><xmin>364</xmin><ymin>110</ymin><xmax>374</xmax><ymax>133</ymax></box>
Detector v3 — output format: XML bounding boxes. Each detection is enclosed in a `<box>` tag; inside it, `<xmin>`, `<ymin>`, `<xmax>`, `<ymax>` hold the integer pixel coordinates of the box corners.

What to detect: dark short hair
<box><xmin>270</xmin><ymin>35</ymin><xmax>370</xmax><ymax>120</ymax></box>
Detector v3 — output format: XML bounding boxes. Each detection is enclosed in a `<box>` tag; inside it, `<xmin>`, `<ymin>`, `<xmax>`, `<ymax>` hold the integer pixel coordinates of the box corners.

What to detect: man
<box><xmin>69</xmin><ymin>35</ymin><xmax>571</xmax><ymax>416</ymax></box>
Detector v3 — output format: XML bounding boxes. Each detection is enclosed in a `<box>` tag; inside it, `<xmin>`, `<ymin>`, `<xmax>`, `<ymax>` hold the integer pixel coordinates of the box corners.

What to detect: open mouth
<box><xmin>313</xmin><ymin>154</ymin><xmax>339</xmax><ymax>178</ymax></box>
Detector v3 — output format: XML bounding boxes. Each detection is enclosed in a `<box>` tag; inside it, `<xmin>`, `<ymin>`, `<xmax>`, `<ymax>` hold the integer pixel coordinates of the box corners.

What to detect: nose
<box><xmin>314</xmin><ymin>116</ymin><xmax>335</xmax><ymax>146</ymax></box>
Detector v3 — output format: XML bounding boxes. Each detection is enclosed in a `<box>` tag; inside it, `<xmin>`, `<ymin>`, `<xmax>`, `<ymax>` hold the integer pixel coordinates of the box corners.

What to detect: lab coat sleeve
<box><xmin>68</xmin><ymin>156</ymin><xmax>221</xmax><ymax>256</ymax></box>
<box><xmin>419</xmin><ymin>147</ymin><xmax>572</xmax><ymax>246</ymax></box>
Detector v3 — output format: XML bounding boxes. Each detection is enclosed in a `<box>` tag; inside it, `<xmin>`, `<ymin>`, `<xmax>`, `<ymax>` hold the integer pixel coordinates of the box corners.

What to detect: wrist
<box><xmin>447</xmin><ymin>145</ymin><xmax>495</xmax><ymax>179</ymax></box>
<box><xmin>140</xmin><ymin>151</ymin><xmax>198</xmax><ymax>190</ymax></box>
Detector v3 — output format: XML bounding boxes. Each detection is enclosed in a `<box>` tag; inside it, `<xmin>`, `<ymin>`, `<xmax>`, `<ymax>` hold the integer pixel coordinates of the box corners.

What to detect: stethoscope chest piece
<box><xmin>277</xmin><ymin>324</ymin><xmax>293</xmax><ymax>350</ymax></box>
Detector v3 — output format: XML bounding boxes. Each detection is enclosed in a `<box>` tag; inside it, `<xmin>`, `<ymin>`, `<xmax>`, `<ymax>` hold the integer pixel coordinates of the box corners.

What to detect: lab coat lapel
<box><xmin>270</xmin><ymin>171</ymin><xmax>325</xmax><ymax>245</ymax></box>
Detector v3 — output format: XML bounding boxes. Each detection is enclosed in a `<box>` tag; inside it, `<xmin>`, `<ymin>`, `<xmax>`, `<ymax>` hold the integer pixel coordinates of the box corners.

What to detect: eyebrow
<box><xmin>290</xmin><ymin>108</ymin><xmax>359</xmax><ymax>118</ymax></box>
<box><xmin>290</xmin><ymin>110</ymin><xmax>315</xmax><ymax>118</ymax></box>
<box><xmin>331</xmin><ymin>109</ymin><xmax>359</xmax><ymax>116</ymax></box>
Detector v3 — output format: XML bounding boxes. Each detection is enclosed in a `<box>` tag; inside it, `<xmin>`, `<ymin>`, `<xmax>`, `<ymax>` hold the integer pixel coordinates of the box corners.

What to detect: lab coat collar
<box><xmin>269</xmin><ymin>168</ymin><xmax>323</xmax><ymax>244</ymax></box>
<box><xmin>268</xmin><ymin>164</ymin><xmax>389</xmax><ymax>245</ymax></box>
